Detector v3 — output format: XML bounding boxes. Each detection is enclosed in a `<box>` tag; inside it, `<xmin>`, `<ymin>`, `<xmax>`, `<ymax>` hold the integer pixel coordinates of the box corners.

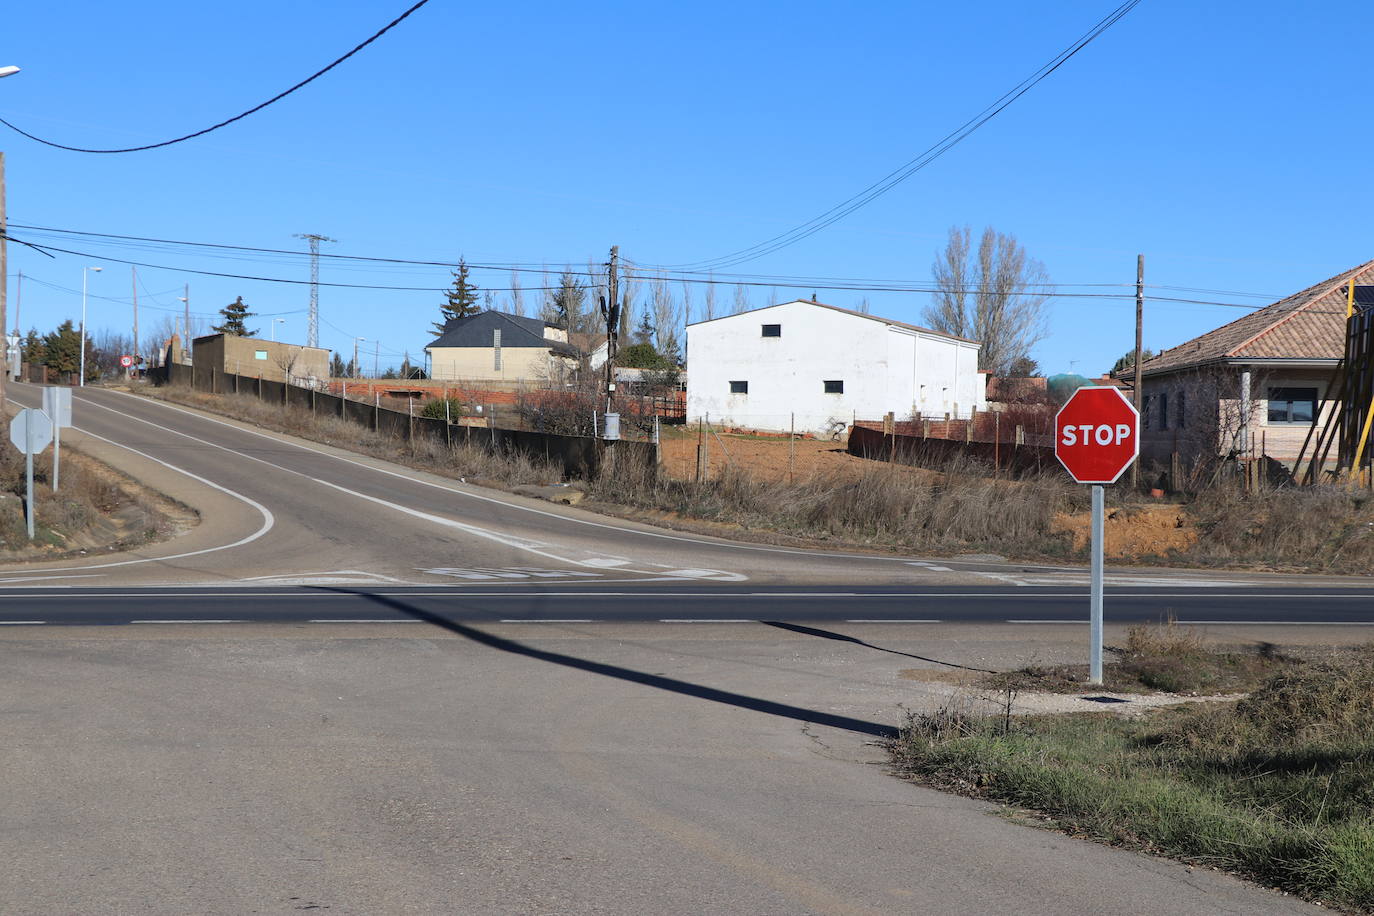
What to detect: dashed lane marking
<box><xmin>845</xmin><ymin>619</ymin><xmax>941</xmax><ymax>623</ymax></box>
<box><xmin>499</xmin><ymin>618</ymin><xmax>593</xmax><ymax>623</ymax></box>
<box><xmin>130</xmin><ymin>619</ymin><xmax>244</xmax><ymax>624</ymax></box>
<box><xmin>0</xmin><ymin>620</ymin><xmax>46</xmax><ymax>625</ymax></box>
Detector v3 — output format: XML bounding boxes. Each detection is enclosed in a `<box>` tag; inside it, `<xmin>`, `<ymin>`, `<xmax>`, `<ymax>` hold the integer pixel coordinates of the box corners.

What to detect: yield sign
<box><xmin>1054</xmin><ymin>387</ymin><xmax>1140</xmax><ymax>484</ymax></box>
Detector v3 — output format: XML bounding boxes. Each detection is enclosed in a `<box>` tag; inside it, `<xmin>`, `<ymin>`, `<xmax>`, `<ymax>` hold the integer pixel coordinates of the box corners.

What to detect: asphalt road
<box><xmin>0</xmin><ymin>584</ymin><xmax>1371</xmax><ymax>626</ymax></box>
<box><xmin>0</xmin><ymin>383</ymin><xmax>1360</xmax><ymax>914</ymax></box>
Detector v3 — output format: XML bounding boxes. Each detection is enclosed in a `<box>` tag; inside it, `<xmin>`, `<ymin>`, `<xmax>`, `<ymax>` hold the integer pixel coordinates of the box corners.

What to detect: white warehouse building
<box><xmin>686</xmin><ymin>299</ymin><xmax>986</xmax><ymax>436</ymax></box>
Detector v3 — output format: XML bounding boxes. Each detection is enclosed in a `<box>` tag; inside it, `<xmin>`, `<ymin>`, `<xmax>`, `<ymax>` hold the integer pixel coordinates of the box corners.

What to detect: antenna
<box><xmin>294</xmin><ymin>233</ymin><xmax>336</xmax><ymax>347</ymax></box>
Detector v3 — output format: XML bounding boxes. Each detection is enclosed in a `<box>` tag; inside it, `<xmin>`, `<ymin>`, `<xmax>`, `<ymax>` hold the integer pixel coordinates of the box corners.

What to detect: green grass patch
<box><xmin>891</xmin><ymin>645</ymin><xmax>1374</xmax><ymax>912</ymax></box>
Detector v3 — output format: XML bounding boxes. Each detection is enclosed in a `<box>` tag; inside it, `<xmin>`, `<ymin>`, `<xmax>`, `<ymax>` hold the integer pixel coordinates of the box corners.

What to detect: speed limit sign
<box><xmin>119</xmin><ymin>355</ymin><xmax>134</xmax><ymax>368</ymax></box>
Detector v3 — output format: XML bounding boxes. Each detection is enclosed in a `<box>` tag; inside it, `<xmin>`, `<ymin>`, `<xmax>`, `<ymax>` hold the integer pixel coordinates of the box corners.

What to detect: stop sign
<box><xmin>1055</xmin><ymin>387</ymin><xmax>1140</xmax><ymax>483</ymax></box>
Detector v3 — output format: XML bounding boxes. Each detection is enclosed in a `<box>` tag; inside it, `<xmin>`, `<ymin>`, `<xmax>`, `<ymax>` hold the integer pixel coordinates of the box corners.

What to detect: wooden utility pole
<box><xmin>602</xmin><ymin>245</ymin><xmax>620</xmax><ymax>413</ymax></box>
<box><xmin>131</xmin><ymin>266</ymin><xmax>139</xmax><ymax>378</ymax></box>
<box><xmin>183</xmin><ymin>283</ymin><xmax>190</xmax><ymax>360</ymax></box>
<box><xmin>1132</xmin><ymin>254</ymin><xmax>1144</xmax><ymax>487</ymax></box>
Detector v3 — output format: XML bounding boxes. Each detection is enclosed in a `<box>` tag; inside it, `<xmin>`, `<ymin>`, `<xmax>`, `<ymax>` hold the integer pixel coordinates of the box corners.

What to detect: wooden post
<box><xmin>1132</xmin><ymin>254</ymin><xmax>1144</xmax><ymax>488</ymax></box>
<box><xmin>789</xmin><ymin>412</ymin><xmax>795</xmax><ymax>483</ymax></box>
<box><xmin>994</xmin><ymin>411</ymin><xmax>1000</xmax><ymax>470</ymax></box>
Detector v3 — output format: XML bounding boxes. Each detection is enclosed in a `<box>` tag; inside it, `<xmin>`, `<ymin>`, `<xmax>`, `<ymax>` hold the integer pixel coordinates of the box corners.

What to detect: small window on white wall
<box><xmin>761</xmin><ymin>324</ymin><xmax>781</xmax><ymax>338</ymax></box>
<box><xmin>823</xmin><ymin>380</ymin><xmax>843</xmax><ymax>394</ymax></box>
<box><xmin>729</xmin><ymin>380</ymin><xmax>748</xmax><ymax>394</ymax></box>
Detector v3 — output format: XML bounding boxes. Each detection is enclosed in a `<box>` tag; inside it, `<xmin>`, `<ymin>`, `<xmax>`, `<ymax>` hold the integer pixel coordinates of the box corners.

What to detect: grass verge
<box><xmin>891</xmin><ymin>642</ymin><xmax>1374</xmax><ymax>913</ymax></box>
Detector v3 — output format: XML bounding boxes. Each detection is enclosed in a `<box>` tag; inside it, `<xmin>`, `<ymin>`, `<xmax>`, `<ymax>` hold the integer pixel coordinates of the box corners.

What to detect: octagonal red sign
<box><xmin>1054</xmin><ymin>387</ymin><xmax>1140</xmax><ymax>484</ymax></box>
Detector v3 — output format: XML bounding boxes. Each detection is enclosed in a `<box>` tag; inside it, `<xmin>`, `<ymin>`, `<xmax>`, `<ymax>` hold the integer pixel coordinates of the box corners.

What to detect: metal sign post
<box><xmin>42</xmin><ymin>387</ymin><xmax>73</xmax><ymax>492</ymax></box>
<box><xmin>10</xmin><ymin>408</ymin><xmax>53</xmax><ymax>540</ymax></box>
<box><xmin>1054</xmin><ymin>387</ymin><xmax>1140</xmax><ymax>685</ymax></box>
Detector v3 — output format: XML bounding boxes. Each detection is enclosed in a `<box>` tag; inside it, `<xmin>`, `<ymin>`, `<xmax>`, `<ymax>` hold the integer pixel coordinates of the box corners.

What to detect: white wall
<box><xmin>685</xmin><ymin>300</ymin><xmax>984</xmax><ymax>435</ymax></box>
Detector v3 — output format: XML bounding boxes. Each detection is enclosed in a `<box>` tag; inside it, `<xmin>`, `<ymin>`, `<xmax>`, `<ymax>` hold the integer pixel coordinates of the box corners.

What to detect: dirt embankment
<box><xmin>0</xmin><ymin>444</ymin><xmax>196</xmax><ymax>561</ymax></box>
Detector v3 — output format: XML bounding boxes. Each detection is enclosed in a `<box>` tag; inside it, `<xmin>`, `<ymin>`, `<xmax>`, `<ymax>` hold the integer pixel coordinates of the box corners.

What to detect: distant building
<box><xmin>192</xmin><ymin>333</ymin><xmax>329</xmax><ymax>386</ymax></box>
<box><xmin>425</xmin><ymin>311</ymin><xmax>581</xmax><ymax>383</ymax></box>
<box><xmin>686</xmin><ymin>299</ymin><xmax>986</xmax><ymax>436</ymax></box>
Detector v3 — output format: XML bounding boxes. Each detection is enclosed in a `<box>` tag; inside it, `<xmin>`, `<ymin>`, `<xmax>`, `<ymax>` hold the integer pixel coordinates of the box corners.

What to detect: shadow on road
<box><xmin>326</xmin><ymin>588</ymin><xmax>898</xmax><ymax>740</ymax></box>
<box><xmin>761</xmin><ymin>621</ymin><xmax>995</xmax><ymax>673</ymax></box>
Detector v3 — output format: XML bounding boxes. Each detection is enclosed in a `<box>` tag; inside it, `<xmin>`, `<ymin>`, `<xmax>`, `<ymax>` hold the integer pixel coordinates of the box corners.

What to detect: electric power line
<box><xmin>647</xmin><ymin>1</ymin><xmax>1143</xmax><ymax>272</ymax></box>
<box><xmin>0</xmin><ymin>0</ymin><xmax>434</xmax><ymax>154</ymax></box>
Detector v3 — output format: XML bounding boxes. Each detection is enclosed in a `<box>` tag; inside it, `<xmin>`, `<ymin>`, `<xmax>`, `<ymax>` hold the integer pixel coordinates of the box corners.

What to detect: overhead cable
<box><xmin>0</xmin><ymin>0</ymin><xmax>434</xmax><ymax>153</ymax></box>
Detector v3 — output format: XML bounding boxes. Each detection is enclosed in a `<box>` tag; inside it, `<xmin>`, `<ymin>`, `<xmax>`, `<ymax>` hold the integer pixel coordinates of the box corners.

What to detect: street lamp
<box><xmin>271</xmin><ymin>318</ymin><xmax>286</xmax><ymax>341</ymax></box>
<box><xmin>79</xmin><ymin>266</ymin><xmax>103</xmax><ymax>386</ymax></box>
<box><xmin>353</xmin><ymin>337</ymin><xmax>365</xmax><ymax>379</ymax></box>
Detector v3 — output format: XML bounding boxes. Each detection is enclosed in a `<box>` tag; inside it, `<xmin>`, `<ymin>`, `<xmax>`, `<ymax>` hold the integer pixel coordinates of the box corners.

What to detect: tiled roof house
<box><xmin>1128</xmin><ymin>260</ymin><xmax>1373</xmax><ymax>469</ymax></box>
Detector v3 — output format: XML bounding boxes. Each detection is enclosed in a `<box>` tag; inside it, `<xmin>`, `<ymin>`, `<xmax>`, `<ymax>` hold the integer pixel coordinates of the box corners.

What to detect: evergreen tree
<box><xmin>434</xmin><ymin>257</ymin><xmax>481</xmax><ymax>334</ymax></box>
<box><xmin>634</xmin><ymin>310</ymin><xmax>656</xmax><ymax>346</ymax></box>
<box><xmin>329</xmin><ymin>352</ymin><xmax>347</xmax><ymax>378</ymax></box>
<box><xmin>550</xmin><ymin>271</ymin><xmax>586</xmax><ymax>331</ymax></box>
<box><xmin>212</xmin><ymin>296</ymin><xmax>257</xmax><ymax>337</ymax></box>
<box><xmin>22</xmin><ymin>328</ymin><xmax>44</xmax><ymax>364</ymax></box>
<box><xmin>42</xmin><ymin>320</ymin><xmax>82</xmax><ymax>377</ymax></box>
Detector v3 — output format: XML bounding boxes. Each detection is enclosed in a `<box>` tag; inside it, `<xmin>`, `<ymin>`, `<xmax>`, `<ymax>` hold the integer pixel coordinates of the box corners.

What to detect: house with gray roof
<box><xmin>1126</xmin><ymin>259</ymin><xmax>1372</xmax><ymax>469</ymax></box>
<box><xmin>425</xmin><ymin>311</ymin><xmax>582</xmax><ymax>383</ymax></box>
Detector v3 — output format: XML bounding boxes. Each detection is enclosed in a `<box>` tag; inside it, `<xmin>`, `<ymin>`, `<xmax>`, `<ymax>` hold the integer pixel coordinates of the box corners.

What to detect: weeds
<box><xmin>891</xmin><ymin>646</ymin><xmax>1374</xmax><ymax>912</ymax></box>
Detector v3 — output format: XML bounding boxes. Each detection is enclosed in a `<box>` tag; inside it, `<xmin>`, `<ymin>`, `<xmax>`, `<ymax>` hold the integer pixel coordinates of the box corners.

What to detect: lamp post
<box><xmin>79</xmin><ymin>266</ymin><xmax>103</xmax><ymax>386</ymax></box>
<box><xmin>272</xmin><ymin>318</ymin><xmax>286</xmax><ymax>341</ymax></box>
<box><xmin>0</xmin><ymin>65</ymin><xmax>20</xmax><ymax>427</ymax></box>
<box><xmin>353</xmin><ymin>337</ymin><xmax>365</xmax><ymax>379</ymax></box>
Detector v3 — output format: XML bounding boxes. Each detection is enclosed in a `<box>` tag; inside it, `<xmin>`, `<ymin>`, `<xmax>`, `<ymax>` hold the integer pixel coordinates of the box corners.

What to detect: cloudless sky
<box><xmin>3</xmin><ymin>0</ymin><xmax>1372</xmax><ymax>375</ymax></box>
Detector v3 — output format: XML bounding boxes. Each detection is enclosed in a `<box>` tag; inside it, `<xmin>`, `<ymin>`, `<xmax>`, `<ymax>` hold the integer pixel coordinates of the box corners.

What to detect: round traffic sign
<box><xmin>1054</xmin><ymin>387</ymin><xmax>1140</xmax><ymax>484</ymax></box>
<box><xmin>120</xmin><ymin>355</ymin><xmax>134</xmax><ymax>368</ymax></box>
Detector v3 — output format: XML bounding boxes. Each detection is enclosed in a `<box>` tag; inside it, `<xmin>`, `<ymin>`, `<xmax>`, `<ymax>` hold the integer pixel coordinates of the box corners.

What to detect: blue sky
<box><xmin>3</xmin><ymin>0</ymin><xmax>1372</xmax><ymax>375</ymax></box>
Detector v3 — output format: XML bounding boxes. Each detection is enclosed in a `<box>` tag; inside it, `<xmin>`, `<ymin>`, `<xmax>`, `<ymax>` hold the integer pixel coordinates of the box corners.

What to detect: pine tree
<box><xmin>22</xmin><ymin>328</ymin><xmax>44</xmax><ymax>364</ymax></box>
<box><xmin>634</xmin><ymin>310</ymin><xmax>655</xmax><ymax>346</ymax></box>
<box><xmin>329</xmin><ymin>352</ymin><xmax>346</xmax><ymax>378</ymax></box>
<box><xmin>434</xmin><ymin>258</ymin><xmax>481</xmax><ymax>334</ymax></box>
<box><xmin>42</xmin><ymin>320</ymin><xmax>82</xmax><ymax>376</ymax></box>
<box><xmin>212</xmin><ymin>296</ymin><xmax>257</xmax><ymax>337</ymax></box>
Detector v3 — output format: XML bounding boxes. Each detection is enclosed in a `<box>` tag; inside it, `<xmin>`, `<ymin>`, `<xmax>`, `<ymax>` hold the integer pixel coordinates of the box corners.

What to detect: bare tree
<box><xmin>923</xmin><ymin>225</ymin><xmax>1049</xmax><ymax>376</ymax></box>
<box><xmin>619</xmin><ymin>267</ymin><xmax>637</xmax><ymax>341</ymax></box>
<box><xmin>509</xmin><ymin>270</ymin><xmax>526</xmax><ymax>316</ymax></box>
<box><xmin>702</xmin><ymin>277</ymin><xmax>717</xmax><ymax>321</ymax></box>
<box><xmin>680</xmin><ymin>281</ymin><xmax>694</xmax><ymax>326</ymax></box>
<box><xmin>650</xmin><ymin>276</ymin><xmax>681</xmax><ymax>363</ymax></box>
<box><xmin>855</xmin><ymin>297</ymin><xmax>871</xmax><ymax>314</ymax></box>
<box><xmin>732</xmin><ymin>283</ymin><xmax>750</xmax><ymax>315</ymax></box>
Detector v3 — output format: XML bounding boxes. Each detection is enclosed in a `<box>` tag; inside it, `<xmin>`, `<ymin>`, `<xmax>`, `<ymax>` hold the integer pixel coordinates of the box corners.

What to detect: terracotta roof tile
<box><xmin>1135</xmin><ymin>260</ymin><xmax>1374</xmax><ymax>376</ymax></box>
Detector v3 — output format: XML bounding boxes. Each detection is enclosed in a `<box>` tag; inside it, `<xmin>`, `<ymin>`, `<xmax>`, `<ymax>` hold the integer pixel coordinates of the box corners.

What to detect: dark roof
<box><xmin>1131</xmin><ymin>260</ymin><xmax>1374</xmax><ymax>377</ymax></box>
<box><xmin>687</xmin><ymin>298</ymin><xmax>980</xmax><ymax>346</ymax></box>
<box><xmin>425</xmin><ymin>311</ymin><xmax>580</xmax><ymax>357</ymax></box>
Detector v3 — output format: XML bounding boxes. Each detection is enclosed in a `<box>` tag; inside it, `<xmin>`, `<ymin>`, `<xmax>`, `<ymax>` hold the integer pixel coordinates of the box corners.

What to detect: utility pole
<box><xmin>600</xmin><ymin>245</ymin><xmax>621</xmax><ymax>413</ymax></box>
<box><xmin>295</xmin><ymin>233</ymin><xmax>335</xmax><ymax>348</ymax></box>
<box><xmin>1132</xmin><ymin>254</ymin><xmax>1144</xmax><ymax>488</ymax></box>
<box><xmin>183</xmin><ymin>283</ymin><xmax>190</xmax><ymax>357</ymax></box>
<box><xmin>131</xmin><ymin>267</ymin><xmax>139</xmax><ymax>378</ymax></box>
<box><xmin>373</xmin><ymin>340</ymin><xmax>379</xmax><ymax>379</ymax></box>
<box><xmin>13</xmin><ymin>270</ymin><xmax>20</xmax><ymax>336</ymax></box>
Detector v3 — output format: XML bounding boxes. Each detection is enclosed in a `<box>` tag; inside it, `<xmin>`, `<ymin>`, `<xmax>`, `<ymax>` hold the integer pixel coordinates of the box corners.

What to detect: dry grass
<box><xmin>589</xmin><ymin>454</ymin><xmax>1083</xmax><ymax>556</ymax></box>
<box><xmin>1183</xmin><ymin>483</ymin><xmax>1374</xmax><ymax>573</ymax></box>
<box><xmin>143</xmin><ymin>387</ymin><xmax>563</xmax><ymax>489</ymax></box>
<box><xmin>892</xmin><ymin>645</ymin><xmax>1374</xmax><ymax>912</ymax></box>
<box><xmin>0</xmin><ymin>442</ymin><xmax>181</xmax><ymax>555</ymax></box>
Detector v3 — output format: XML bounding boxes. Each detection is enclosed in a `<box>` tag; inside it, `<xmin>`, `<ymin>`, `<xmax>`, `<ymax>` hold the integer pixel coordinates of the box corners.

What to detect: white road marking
<box><xmin>1</xmin><ymin>398</ymin><xmax>276</xmax><ymax>576</ymax></box>
<box><xmin>130</xmin><ymin>619</ymin><xmax>243</xmax><ymax>624</ymax></box>
<box><xmin>308</xmin><ymin>618</ymin><xmax>424</xmax><ymax>624</ymax></box>
<box><xmin>1006</xmin><ymin>619</ymin><xmax>1084</xmax><ymax>624</ymax></box>
<box><xmin>0</xmin><ymin>574</ymin><xmax>103</xmax><ymax>584</ymax></box>
<box><xmin>659</xmin><ymin>618</ymin><xmax>754</xmax><ymax>623</ymax></box>
<box><xmin>499</xmin><ymin>618</ymin><xmax>593</xmax><ymax>623</ymax></box>
<box><xmin>845</xmin><ymin>619</ymin><xmax>941</xmax><ymax>623</ymax></box>
<box><xmin>76</xmin><ymin>395</ymin><xmax>746</xmax><ymax>583</ymax></box>
<box><xmin>0</xmin><ymin>620</ymin><xmax>46</xmax><ymax>625</ymax></box>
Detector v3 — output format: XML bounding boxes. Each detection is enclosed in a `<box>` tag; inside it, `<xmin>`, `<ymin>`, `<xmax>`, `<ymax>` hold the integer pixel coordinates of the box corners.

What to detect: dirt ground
<box><xmin>657</xmin><ymin>426</ymin><xmax>1197</xmax><ymax>559</ymax></box>
<box><xmin>657</xmin><ymin>427</ymin><xmax>936</xmax><ymax>483</ymax></box>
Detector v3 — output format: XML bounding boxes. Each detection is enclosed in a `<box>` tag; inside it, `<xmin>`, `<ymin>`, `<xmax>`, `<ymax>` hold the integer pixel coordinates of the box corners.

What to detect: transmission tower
<box><xmin>294</xmin><ymin>233</ymin><xmax>335</xmax><ymax>348</ymax></box>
